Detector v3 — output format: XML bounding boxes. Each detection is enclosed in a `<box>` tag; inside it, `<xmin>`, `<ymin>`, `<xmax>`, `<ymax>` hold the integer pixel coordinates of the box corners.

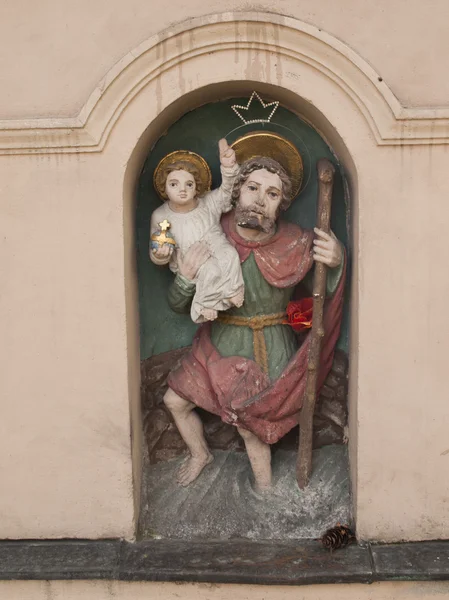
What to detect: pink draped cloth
<box><xmin>168</xmin><ymin>215</ymin><xmax>346</xmax><ymax>444</ymax></box>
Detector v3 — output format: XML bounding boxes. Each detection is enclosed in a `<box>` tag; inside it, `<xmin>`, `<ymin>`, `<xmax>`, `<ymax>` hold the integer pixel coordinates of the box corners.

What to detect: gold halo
<box><xmin>231</xmin><ymin>132</ymin><xmax>303</xmax><ymax>198</ymax></box>
<box><xmin>153</xmin><ymin>150</ymin><xmax>212</xmax><ymax>200</ymax></box>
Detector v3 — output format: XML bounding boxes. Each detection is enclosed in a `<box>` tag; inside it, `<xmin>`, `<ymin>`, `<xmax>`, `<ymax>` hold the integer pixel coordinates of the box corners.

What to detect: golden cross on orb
<box><xmin>159</xmin><ymin>219</ymin><xmax>171</xmax><ymax>232</ymax></box>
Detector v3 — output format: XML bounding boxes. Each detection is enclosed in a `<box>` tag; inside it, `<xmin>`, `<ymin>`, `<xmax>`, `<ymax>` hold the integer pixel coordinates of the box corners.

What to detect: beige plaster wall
<box><xmin>1</xmin><ymin>580</ymin><xmax>449</xmax><ymax>600</ymax></box>
<box><xmin>1</xmin><ymin>0</ymin><xmax>449</xmax><ymax>120</ymax></box>
<box><xmin>1</xmin><ymin>7</ymin><xmax>449</xmax><ymax>544</ymax></box>
<box><xmin>355</xmin><ymin>143</ymin><xmax>449</xmax><ymax>539</ymax></box>
<box><xmin>0</xmin><ymin>150</ymin><xmax>135</xmax><ymax>538</ymax></box>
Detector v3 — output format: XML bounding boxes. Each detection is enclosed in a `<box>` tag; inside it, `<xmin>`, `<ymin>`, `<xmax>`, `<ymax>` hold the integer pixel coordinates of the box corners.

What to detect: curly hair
<box><xmin>231</xmin><ymin>157</ymin><xmax>293</xmax><ymax>211</ymax></box>
<box><xmin>155</xmin><ymin>160</ymin><xmax>206</xmax><ymax>201</ymax></box>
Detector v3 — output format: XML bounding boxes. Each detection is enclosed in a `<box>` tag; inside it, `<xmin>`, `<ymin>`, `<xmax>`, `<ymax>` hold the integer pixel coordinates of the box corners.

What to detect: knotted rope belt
<box><xmin>216</xmin><ymin>312</ymin><xmax>286</xmax><ymax>375</ymax></box>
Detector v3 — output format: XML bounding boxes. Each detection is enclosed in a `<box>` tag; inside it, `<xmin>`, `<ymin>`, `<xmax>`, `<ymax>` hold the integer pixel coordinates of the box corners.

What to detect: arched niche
<box><xmin>112</xmin><ymin>15</ymin><xmax>377</xmax><ymax>535</ymax></box>
<box><xmin>129</xmin><ymin>84</ymin><xmax>357</xmax><ymax>539</ymax></box>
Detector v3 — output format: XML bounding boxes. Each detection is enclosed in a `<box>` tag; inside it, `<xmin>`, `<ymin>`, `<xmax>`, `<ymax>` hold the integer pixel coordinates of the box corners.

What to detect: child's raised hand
<box><xmin>218</xmin><ymin>138</ymin><xmax>237</xmax><ymax>168</ymax></box>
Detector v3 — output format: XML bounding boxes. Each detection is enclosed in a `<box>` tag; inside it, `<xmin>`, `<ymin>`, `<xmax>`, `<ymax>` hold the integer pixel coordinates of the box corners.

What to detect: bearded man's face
<box><xmin>234</xmin><ymin>168</ymin><xmax>283</xmax><ymax>234</ymax></box>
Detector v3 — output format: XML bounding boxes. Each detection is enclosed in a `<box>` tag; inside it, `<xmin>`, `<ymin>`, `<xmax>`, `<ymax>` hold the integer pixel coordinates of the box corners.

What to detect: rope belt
<box><xmin>216</xmin><ymin>312</ymin><xmax>286</xmax><ymax>375</ymax></box>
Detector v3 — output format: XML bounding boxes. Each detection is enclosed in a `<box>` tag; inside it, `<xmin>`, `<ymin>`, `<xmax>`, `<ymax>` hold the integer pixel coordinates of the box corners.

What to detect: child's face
<box><xmin>165</xmin><ymin>169</ymin><xmax>197</xmax><ymax>209</ymax></box>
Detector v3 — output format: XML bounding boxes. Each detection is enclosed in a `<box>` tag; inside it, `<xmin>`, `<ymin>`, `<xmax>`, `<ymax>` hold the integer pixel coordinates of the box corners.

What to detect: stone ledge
<box><xmin>0</xmin><ymin>540</ymin><xmax>120</xmax><ymax>580</ymax></box>
<box><xmin>371</xmin><ymin>542</ymin><xmax>449</xmax><ymax>581</ymax></box>
<box><xmin>120</xmin><ymin>540</ymin><xmax>372</xmax><ymax>585</ymax></box>
<box><xmin>0</xmin><ymin>539</ymin><xmax>448</xmax><ymax>585</ymax></box>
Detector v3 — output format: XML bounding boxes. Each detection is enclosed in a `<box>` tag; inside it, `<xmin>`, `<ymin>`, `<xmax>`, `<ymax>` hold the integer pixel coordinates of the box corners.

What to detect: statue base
<box><xmin>138</xmin><ymin>445</ymin><xmax>352</xmax><ymax>540</ymax></box>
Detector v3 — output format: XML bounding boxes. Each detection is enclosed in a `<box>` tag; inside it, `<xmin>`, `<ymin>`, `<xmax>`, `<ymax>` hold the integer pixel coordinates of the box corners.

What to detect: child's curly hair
<box><xmin>155</xmin><ymin>160</ymin><xmax>207</xmax><ymax>201</ymax></box>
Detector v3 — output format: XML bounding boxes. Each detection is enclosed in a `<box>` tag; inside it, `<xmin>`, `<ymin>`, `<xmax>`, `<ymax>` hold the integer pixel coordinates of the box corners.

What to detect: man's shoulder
<box><xmin>277</xmin><ymin>219</ymin><xmax>313</xmax><ymax>240</ymax></box>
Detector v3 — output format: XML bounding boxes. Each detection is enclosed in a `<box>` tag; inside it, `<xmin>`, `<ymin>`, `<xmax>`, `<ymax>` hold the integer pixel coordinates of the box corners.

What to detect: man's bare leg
<box><xmin>164</xmin><ymin>387</ymin><xmax>213</xmax><ymax>486</ymax></box>
<box><xmin>237</xmin><ymin>427</ymin><xmax>272</xmax><ymax>491</ymax></box>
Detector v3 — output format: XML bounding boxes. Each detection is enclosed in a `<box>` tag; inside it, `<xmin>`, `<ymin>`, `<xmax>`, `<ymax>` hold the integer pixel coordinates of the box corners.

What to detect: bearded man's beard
<box><xmin>234</xmin><ymin>204</ymin><xmax>277</xmax><ymax>234</ymax></box>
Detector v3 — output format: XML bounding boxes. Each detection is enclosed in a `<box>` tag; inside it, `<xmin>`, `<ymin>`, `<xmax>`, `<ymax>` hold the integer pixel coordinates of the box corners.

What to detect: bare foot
<box><xmin>254</xmin><ymin>483</ymin><xmax>273</xmax><ymax>496</ymax></box>
<box><xmin>177</xmin><ymin>453</ymin><xmax>214</xmax><ymax>486</ymax></box>
<box><xmin>229</xmin><ymin>288</ymin><xmax>245</xmax><ymax>308</ymax></box>
<box><xmin>200</xmin><ymin>307</ymin><xmax>218</xmax><ymax>321</ymax></box>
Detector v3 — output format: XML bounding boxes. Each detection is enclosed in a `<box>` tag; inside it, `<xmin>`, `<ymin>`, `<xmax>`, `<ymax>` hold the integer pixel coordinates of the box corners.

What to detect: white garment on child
<box><xmin>151</xmin><ymin>165</ymin><xmax>244</xmax><ymax>323</ymax></box>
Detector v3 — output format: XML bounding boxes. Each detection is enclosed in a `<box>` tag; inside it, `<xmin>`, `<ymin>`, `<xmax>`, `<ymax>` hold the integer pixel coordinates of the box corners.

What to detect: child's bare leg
<box><xmin>164</xmin><ymin>388</ymin><xmax>213</xmax><ymax>486</ymax></box>
<box><xmin>200</xmin><ymin>307</ymin><xmax>218</xmax><ymax>321</ymax></box>
<box><xmin>229</xmin><ymin>287</ymin><xmax>245</xmax><ymax>308</ymax></box>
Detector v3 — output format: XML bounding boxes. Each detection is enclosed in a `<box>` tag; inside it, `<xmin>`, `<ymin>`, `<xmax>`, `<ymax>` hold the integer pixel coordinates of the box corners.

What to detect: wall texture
<box><xmin>0</xmin><ymin>4</ymin><xmax>449</xmax><ymax>545</ymax></box>
<box><xmin>1</xmin><ymin>0</ymin><xmax>449</xmax><ymax>119</ymax></box>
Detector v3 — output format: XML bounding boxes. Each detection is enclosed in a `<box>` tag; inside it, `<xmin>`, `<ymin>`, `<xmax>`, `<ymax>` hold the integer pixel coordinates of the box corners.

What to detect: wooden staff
<box><xmin>297</xmin><ymin>158</ymin><xmax>335</xmax><ymax>489</ymax></box>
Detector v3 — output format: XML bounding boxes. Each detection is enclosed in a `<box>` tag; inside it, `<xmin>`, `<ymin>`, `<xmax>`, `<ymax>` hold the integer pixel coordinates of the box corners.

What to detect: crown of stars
<box><xmin>231</xmin><ymin>92</ymin><xmax>280</xmax><ymax>125</ymax></box>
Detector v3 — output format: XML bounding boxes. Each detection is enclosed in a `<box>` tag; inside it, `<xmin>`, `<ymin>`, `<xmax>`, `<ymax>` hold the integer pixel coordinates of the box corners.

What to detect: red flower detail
<box><xmin>284</xmin><ymin>298</ymin><xmax>313</xmax><ymax>332</ymax></box>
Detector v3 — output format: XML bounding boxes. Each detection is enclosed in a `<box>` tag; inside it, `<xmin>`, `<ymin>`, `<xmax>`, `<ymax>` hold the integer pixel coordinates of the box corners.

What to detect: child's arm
<box><xmin>219</xmin><ymin>163</ymin><xmax>240</xmax><ymax>197</ymax></box>
<box><xmin>206</xmin><ymin>139</ymin><xmax>239</xmax><ymax>214</ymax></box>
<box><xmin>218</xmin><ymin>138</ymin><xmax>239</xmax><ymax>196</ymax></box>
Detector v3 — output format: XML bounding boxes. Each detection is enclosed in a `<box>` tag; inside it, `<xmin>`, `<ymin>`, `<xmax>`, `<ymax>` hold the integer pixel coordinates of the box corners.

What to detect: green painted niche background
<box><xmin>136</xmin><ymin>98</ymin><xmax>350</xmax><ymax>360</ymax></box>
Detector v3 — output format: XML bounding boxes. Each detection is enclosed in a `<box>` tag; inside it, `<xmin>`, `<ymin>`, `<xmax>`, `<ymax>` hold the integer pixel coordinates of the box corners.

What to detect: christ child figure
<box><xmin>150</xmin><ymin>139</ymin><xmax>244</xmax><ymax>323</ymax></box>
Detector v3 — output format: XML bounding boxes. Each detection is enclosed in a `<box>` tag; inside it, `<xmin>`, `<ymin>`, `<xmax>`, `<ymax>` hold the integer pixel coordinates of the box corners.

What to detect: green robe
<box><xmin>168</xmin><ymin>251</ymin><xmax>343</xmax><ymax>381</ymax></box>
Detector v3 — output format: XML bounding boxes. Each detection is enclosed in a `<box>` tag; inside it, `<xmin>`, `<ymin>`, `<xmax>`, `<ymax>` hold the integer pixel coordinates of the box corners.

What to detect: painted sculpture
<box><xmin>156</xmin><ymin>131</ymin><xmax>346</xmax><ymax>491</ymax></box>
